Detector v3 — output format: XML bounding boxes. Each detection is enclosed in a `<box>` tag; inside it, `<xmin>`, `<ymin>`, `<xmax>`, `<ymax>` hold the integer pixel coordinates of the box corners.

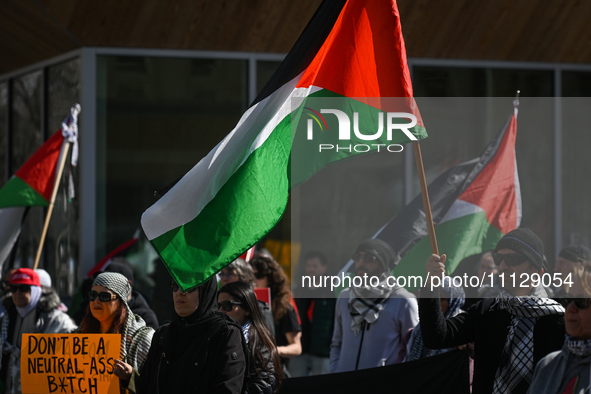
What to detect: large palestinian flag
<box><xmin>339</xmin><ymin>103</ymin><xmax>521</xmax><ymax>287</ymax></box>
<box><xmin>141</xmin><ymin>0</ymin><xmax>427</xmax><ymax>290</ymax></box>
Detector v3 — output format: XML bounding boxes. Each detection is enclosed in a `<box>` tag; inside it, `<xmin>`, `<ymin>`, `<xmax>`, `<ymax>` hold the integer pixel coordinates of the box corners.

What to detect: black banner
<box><xmin>279</xmin><ymin>350</ymin><xmax>470</xmax><ymax>394</ymax></box>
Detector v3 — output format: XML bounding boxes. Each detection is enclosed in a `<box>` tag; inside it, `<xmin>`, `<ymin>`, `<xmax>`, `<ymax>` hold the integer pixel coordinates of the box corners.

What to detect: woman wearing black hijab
<box><xmin>127</xmin><ymin>277</ymin><xmax>246</xmax><ymax>393</ymax></box>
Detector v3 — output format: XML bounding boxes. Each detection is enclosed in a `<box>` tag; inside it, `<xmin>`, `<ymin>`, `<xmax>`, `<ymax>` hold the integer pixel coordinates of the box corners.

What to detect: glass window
<box><xmin>562</xmin><ymin>71</ymin><xmax>591</xmax><ymax>97</ymax></box>
<box><xmin>97</xmin><ymin>55</ymin><xmax>248</xmax><ymax>318</ymax></box>
<box><xmin>45</xmin><ymin>58</ymin><xmax>81</xmax><ymax>298</ymax></box>
<box><xmin>10</xmin><ymin>71</ymin><xmax>44</xmax><ymax>271</ymax></box>
<box><xmin>11</xmin><ymin>71</ymin><xmax>43</xmax><ymax>171</ymax></box>
<box><xmin>413</xmin><ymin>67</ymin><xmax>553</xmax><ymax>97</ymax></box>
<box><xmin>256</xmin><ymin>60</ymin><xmax>281</xmax><ymax>94</ymax></box>
<box><xmin>561</xmin><ymin>71</ymin><xmax>591</xmax><ymax>248</ymax></box>
<box><xmin>0</xmin><ymin>83</ymin><xmax>6</xmax><ymax>186</ymax></box>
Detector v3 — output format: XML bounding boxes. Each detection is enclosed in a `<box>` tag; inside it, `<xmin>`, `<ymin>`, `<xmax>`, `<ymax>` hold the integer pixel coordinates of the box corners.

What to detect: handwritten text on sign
<box><xmin>21</xmin><ymin>334</ymin><xmax>121</xmax><ymax>394</ymax></box>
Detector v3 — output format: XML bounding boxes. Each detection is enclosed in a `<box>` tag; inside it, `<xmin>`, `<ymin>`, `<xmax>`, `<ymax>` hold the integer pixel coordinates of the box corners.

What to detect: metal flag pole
<box><xmin>33</xmin><ymin>104</ymin><xmax>80</xmax><ymax>270</ymax></box>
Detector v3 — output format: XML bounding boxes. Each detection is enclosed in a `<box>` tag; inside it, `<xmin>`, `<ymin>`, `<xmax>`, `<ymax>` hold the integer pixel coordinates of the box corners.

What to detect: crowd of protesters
<box><xmin>0</xmin><ymin>226</ymin><xmax>589</xmax><ymax>393</ymax></box>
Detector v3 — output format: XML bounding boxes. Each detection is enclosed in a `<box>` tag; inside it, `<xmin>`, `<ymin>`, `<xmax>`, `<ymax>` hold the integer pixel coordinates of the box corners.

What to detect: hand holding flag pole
<box><xmin>33</xmin><ymin>104</ymin><xmax>80</xmax><ymax>270</ymax></box>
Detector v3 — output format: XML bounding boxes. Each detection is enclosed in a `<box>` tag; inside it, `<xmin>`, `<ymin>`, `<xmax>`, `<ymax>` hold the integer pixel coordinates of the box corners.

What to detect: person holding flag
<box><xmin>419</xmin><ymin>229</ymin><xmax>565</xmax><ymax>394</ymax></box>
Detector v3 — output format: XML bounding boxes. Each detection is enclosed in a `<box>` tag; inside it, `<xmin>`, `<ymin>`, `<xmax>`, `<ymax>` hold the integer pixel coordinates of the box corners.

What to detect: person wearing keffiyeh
<box><xmin>419</xmin><ymin>228</ymin><xmax>565</xmax><ymax>394</ymax></box>
<box><xmin>330</xmin><ymin>239</ymin><xmax>418</xmax><ymax>373</ymax></box>
<box><xmin>527</xmin><ymin>258</ymin><xmax>591</xmax><ymax>394</ymax></box>
<box><xmin>78</xmin><ymin>272</ymin><xmax>154</xmax><ymax>392</ymax></box>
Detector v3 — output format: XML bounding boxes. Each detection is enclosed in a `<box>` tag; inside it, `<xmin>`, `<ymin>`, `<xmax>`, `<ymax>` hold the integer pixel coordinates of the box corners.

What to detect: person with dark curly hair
<box><xmin>250</xmin><ymin>255</ymin><xmax>301</xmax><ymax>376</ymax></box>
<box><xmin>218</xmin><ymin>282</ymin><xmax>282</xmax><ymax>393</ymax></box>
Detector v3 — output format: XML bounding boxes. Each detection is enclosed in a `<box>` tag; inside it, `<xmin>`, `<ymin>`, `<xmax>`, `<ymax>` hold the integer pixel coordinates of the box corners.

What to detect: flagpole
<box><xmin>33</xmin><ymin>104</ymin><xmax>80</xmax><ymax>270</ymax></box>
<box><xmin>33</xmin><ymin>141</ymin><xmax>71</xmax><ymax>270</ymax></box>
<box><xmin>412</xmin><ymin>141</ymin><xmax>439</xmax><ymax>255</ymax></box>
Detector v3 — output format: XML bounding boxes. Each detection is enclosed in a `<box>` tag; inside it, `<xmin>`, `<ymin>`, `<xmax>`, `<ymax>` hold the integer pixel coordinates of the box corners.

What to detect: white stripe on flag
<box><xmin>0</xmin><ymin>207</ymin><xmax>25</xmax><ymax>268</ymax></box>
<box><xmin>514</xmin><ymin>157</ymin><xmax>522</xmax><ymax>228</ymax></box>
<box><xmin>440</xmin><ymin>199</ymin><xmax>484</xmax><ymax>224</ymax></box>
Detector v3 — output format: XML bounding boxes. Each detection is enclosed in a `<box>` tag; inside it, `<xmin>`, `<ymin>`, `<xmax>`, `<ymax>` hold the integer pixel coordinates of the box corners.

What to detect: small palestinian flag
<box><xmin>339</xmin><ymin>102</ymin><xmax>521</xmax><ymax>287</ymax></box>
<box><xmin>0</xmin><ymin>130</ymin><xmax>66</xmax><ymax>209</ymax></box>
<box><xmin>0</xmin><ymin>106</ymin><xmax>78</xmax><ymax>267</ymax></box>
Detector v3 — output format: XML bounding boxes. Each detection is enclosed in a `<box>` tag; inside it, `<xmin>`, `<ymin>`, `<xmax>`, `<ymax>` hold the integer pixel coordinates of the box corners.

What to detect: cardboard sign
<box><xmin>21</xmin><ymin>334</ymin><xmax>121</xmax><ymax>394</ymax></box>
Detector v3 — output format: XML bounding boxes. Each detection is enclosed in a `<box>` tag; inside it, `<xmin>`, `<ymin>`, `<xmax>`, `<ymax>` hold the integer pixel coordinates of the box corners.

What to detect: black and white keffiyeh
<box><xmin>242</xmin><ymin>320</ymin><xmax>251</xmax><ymax>343</ymax></box>
<box><xmin>491</xmin><ymin>285</ymin><xmax>565</xmax><ymax>394</ymax></box>
<box><xmin>348</xmin><ymin>274</ymin><xmax>402</xmax><ymax>334</ymax></box>
<box><xmin>406</xmin><ymin>277</ymin><xmax>465</xmax><ymax>361</ymax></box>
<box><xmin>93</xmin><ymin>273</ymin><xmax>154</xmax><ymax>369</ymax></box>
<box><xmin>566</xmin><ymin>335</ymin><xmax>591</xmax><ymax>357</ymax></box>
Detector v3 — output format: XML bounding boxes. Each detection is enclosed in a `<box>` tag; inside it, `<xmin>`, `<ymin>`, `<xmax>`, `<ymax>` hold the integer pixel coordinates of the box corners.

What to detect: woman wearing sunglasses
<box><xmin>127</xmin><ymin>277</ymin><xmax>246</xmax><ymax>394</ymax></box>
<box><xmin>527</xmin><ymin>263</ymin><xmax>591</xmax><ymax>393</ymax></box>
<box><xmin>78</xmin><ymin>272</ymin><xmax>154</xmax><ymax>388</ymax></box>
<box><xmin>218</xmin><ymin>282</ymin><xmax>282</xmax><ymax>393</ymax></box>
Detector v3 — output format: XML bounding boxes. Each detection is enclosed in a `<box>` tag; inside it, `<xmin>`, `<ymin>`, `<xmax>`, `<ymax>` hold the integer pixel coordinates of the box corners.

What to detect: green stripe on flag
<box><xmin>392</xmin><ymin>211</ymin><xmax>504</xmax><ymax>291</ymax></box>
<box><xmin>0</xmin><ymin>177</ymin><xmax>49</xmax><ymax>209</ymax></box>
<box><xmin>151</xmin><ymin>115</ymin><xmax>292</xmax><ymax>290</ymax></box>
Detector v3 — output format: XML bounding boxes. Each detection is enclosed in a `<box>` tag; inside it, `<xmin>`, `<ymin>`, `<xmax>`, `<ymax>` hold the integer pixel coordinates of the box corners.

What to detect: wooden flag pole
<box><xmin>413</xmin><ymin>141</ymin><xmax>439</xmax><ymax>255</ymax></box>
<box><xmin>33</xmin><ymin>141</ymin><xmax>71</xmax><ymax>270</ymax></box>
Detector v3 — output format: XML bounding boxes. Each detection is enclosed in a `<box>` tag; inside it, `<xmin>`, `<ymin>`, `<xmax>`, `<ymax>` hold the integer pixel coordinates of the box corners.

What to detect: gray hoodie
<box><xmin>330</xmin><ymin>287</ymin><xmax>418</xmax><ymax>373</ymax></box>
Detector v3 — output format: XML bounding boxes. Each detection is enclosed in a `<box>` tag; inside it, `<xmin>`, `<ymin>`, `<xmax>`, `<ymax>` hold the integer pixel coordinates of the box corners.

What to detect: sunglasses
<box><xmin>170</xmin><ymin>280</ymin><xmax>197</xmax><ymax>294</ymax></box>
<box><xmin>492</xmin><ymin>252</ymin><xmax>528</xmax><ymax>266</ymax></box>
<box><xmin>9</xmin><ymin>284</ymin><xmax>31</xmax><ymax>293</ymax></box>
<box><xmin>217</xmin><ymin>300</ymin><xmax>242</xmax><ymax>312</ymax></box>
<box><xmin>572</xmin><ymin>298</ymin><xmax>591</xmax><ymax>310</ymax></box>
<box><xmin>88</xmin><ymin>291</ymin><xmax>117</xmax><ymax>302</ymax></box>
<box><xmin>352</xmin><ymin>252</ymin><xmax>379</xmax><ymax>264</ymax></box>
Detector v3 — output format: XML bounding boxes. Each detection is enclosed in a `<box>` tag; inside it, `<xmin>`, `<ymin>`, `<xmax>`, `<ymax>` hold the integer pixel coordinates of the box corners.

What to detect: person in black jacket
<box><xmin>419</xmin><ymin>228</ymin><xmax>565</xmax><ymax>394</ymax></box>
<box><xmin>127</xmin><ymin>277</ymin><xmax>246</xmax><ymax>394</ymax></box>
<box><xmin>218</xmin><ymin>282</ymin><xmax>282</xmax><ymax>393</ymax></box>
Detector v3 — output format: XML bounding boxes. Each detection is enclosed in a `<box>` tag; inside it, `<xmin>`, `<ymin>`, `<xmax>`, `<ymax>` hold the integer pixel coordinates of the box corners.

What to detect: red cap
<box><xmin>10</xmin><ymin>268</ymin><xmax>41</xmax><ymax>287</ymax></box>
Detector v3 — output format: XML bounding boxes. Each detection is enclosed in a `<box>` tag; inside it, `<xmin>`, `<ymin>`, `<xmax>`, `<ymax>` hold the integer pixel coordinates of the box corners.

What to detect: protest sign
<box><xmin>21</xmin><ymin>333</ymin><xmax>120</xmax><ymax>394</ymax></box>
